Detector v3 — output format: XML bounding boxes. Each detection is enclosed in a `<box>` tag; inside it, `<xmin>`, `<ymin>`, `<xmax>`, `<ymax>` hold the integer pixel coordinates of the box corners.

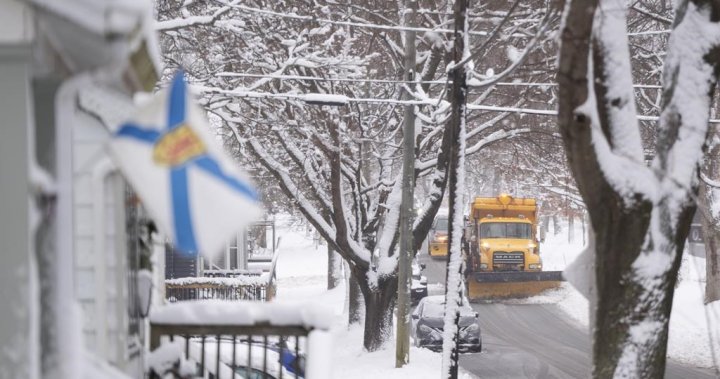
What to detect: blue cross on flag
<box><xmin>110</xmin><ymin>72</ymin><xmax>262</xmax><ymax>257</ymax></box>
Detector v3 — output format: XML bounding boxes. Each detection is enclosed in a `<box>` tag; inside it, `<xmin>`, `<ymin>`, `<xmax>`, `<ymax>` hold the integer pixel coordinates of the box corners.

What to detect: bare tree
<box><xmin>558</xmin><ymin>0</ymin><xmax>720</xmax><ymax>377</ymax></box>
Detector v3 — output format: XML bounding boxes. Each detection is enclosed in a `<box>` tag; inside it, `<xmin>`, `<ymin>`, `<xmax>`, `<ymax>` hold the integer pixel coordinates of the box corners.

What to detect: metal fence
<box><xmin>148</xmin><ymin>319</ymin><xmax>324</xmax><ymax>378</ymax></box>
<box><xmin>165</xmin><ymin>252</ymin><xmax>278</xmax><ymax>302</ymax></box>
<box><xmin>165</xmin><ymin>279</ymin><xmax>273</xmax><ymax>302</ymax></box>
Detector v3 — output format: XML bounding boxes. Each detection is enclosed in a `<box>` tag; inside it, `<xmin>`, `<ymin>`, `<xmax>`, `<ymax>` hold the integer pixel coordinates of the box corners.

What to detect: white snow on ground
<box><xmin>273</xmin><ymin>215</ymin><xmax>476</xmax><ymax>378</ymax></box>
<box><xmin>667</xmin><ymin>254</ymin><xmax>720</xmax><ymax>368</ymax></box>
<box><xmin>540</xmin><ymin>222</ymin><xmax>589</xmax><ymax>271</ymax></box>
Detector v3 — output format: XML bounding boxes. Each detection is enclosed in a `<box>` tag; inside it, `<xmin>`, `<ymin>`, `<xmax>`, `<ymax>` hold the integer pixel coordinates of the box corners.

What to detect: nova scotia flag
<box><xmin>110</xmin><ymin>72</ymin><xmax>262</xmax><ymax>257</ymax></box>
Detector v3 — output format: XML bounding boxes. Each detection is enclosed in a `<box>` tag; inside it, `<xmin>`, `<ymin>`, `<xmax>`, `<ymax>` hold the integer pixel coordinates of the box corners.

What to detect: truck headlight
<box><xmin>529</xmin><ymin>264</ymin><xmax>541</xmax><ymax>270</ymax></box>
<box><xmin>479</xmin><ymin>263</ymin><xmax>488</xmax><ymax>269</ymax></box>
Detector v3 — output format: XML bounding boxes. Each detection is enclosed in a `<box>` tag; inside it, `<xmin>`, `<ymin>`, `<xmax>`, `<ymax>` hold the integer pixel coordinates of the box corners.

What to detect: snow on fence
<box><xmin>165</xmin><ymin>251</ymin><xmax>279</xmax><ymax>302</ymax></box>
<box><xmin>147</xmin><ymin>300</ymin><xmax>332</xmax><ymax>379</ymax></box>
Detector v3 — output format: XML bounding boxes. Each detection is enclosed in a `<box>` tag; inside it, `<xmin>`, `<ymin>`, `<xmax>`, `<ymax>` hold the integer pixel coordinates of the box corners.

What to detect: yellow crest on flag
<box><xmin>153</xmin><ymin>124</ymin><xmax>207</xmax><ymax>166</ymax></box>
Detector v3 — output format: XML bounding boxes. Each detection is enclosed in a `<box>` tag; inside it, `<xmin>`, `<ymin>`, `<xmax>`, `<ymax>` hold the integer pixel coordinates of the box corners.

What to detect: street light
<box><xmin>302</xmin><ymin>93</ymin><xmax>349</xmax><ymax>107</ymax></box>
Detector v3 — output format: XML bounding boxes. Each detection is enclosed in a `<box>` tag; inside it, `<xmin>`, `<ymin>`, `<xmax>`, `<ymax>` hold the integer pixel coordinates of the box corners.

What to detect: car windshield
<box><xmin>422</xmin><ymin>302</ymin><xmax>474</xmax><ymax>318</ymax></box>
<box><xmin>479</xmin><ymin>222</ymin><xmax>531</xmax><ymax>239</ymax></box>
<box><xmin>234</xmin><ymin>367</ymin><xmax>276</xmax><ymax>379</ymax></box>
<box><xmin>435</xmin><ymin>217</ymin><xmax>449</xmax><ymax>232</ymax></box>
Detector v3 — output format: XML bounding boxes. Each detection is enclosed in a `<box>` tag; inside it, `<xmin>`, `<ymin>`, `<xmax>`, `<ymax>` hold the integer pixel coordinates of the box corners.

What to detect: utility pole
<box><xmin>442</xmin><ymin>0</ymin><xmax>469</xmax><ymax>378</ymax></box>
<box><xmin>396</xmin><ymin>0</ymin><xmax>417</xmax><ymax>368</ymax></box>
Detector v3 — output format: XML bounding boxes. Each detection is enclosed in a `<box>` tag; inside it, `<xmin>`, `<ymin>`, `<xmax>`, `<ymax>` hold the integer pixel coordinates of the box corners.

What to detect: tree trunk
<box><xmin>699</xmin><ymin>174</ymin><xmax>720</xmax><ymax>303</ymax></box>
<box><xmin>568</xmin><ymin>213</ymin><xmax>575</xmax><ymax>243</ymax></box>
<box><xmin>590</xmin><ymin>201</ymin><xmax>692</xmax><ymax>378</ymax></box>
<box><xmin>700</xmin><ymin>126</ymin><xmax>720</xmax><ymax>303</ymax></box>
<box><xmin>557</xmin><ymin>0</ymin><xmax>718</xmax><ymax>376</ymax></box>
<box><xmin>705</xmin><ymin>223</ymin><xmax>720</xmax><ymax>303</ymax></box>
<box><xmin>356</xmin><ymin>272</ymin><xmax>398</xmax><ymax>351</ymax></box>
<box><xmin>347</xmin><ymin>267</ymin><xmax>364</xmax><ymax>325</ymax></box>
<box><xmin>328</xmin><ymin>245</ymin><xmax>342</xmax><ymax>290</ymax></box>
<box><xmin>581</xmin><ymin>212</ymin><xmax>587</xmax><ymax>246</ymax></box>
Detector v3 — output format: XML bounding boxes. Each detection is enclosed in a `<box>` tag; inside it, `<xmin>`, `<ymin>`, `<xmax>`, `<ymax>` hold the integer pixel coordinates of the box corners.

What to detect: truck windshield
<box><xmin>435</xmin><ymin>218</ymin><xmax>448</xmax><ymax>232</ymax></box>
<box><xmin>480</xmin><ymin>222</ymin><xmax>531</xmax><ymax>239</ymax></box>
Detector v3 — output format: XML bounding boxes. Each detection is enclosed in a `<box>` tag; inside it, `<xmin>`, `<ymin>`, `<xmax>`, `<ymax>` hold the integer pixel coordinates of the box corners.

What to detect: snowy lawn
<box><xmin>273</xmin><ymin>215</ymin><xmax>476</xmax><ymax>378</ymax></box>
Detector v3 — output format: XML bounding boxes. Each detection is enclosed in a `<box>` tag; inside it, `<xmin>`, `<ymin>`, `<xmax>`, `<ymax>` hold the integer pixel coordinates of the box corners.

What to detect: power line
<box><xmin>167</xmin><ymin>2</ymin><xmax>669</xmax><ymax>38</ymax></box>
<box><xmin>197</xmin><ymin>85</ymin><xmax>719</xmax><ymax>122</ymax></box>
<box><xmin>219</xmin><ymin>3</ymin><xmax>535</xmax><ymax>37</ymax></box>
<box><xmin>216</xmin><ymin>72</ymin><xmax>420</xmax><ymax>84</ymax></box>
<box><xmin>323</xmin><ymin>2</ymin><xmax>514</xmax><ymax>18</ymax></box>
<box><xmin>216</xmin><ymin>72</ymin><xmax>663</xmax><ymax>89</ymax></box>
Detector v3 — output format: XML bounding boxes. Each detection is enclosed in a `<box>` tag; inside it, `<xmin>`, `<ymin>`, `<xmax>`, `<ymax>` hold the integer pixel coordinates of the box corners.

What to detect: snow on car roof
<box><xmin>423</xmin><ymin>295</ymin><xmax>446</xmax><ymax>304</ymax></box>
<box><xmin>419</xmin><ymin>295</ymin><xmax>474</xmax><ymax>314</ymax></box>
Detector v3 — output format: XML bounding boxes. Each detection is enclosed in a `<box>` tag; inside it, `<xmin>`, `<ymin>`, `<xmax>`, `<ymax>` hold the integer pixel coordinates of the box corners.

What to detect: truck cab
<box><xmin>475</xmin><ymin>217</ymin><xmax>541</xmax><ymax>272</ymax></box>
<box><xmin>428</xmin><ymin>214</ymin><xmax>449</xmax><ymax>258</ymax></box>
<box><xmin>466</xmin><ymin>195</ymin><xmax>542</xmax><ymax>273</ymax></box>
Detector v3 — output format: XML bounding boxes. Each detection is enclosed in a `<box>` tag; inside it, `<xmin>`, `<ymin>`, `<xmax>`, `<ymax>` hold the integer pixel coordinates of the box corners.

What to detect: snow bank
<box><xmin>539</xmin><ymin>220</ymin><xmax>587</xmax><ymax>271</ymax></box>
<box><xmin>667</xmin><ymin>254</ymin><xmax>720</xmax><ymax>368</ymax></box>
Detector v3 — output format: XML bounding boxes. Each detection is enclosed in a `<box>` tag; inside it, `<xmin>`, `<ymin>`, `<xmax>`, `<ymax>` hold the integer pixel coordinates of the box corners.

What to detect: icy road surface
<box><xmin>418</xmin><ymin>253</ymin><xmax>716</xmax><ymax>379</ymax></box>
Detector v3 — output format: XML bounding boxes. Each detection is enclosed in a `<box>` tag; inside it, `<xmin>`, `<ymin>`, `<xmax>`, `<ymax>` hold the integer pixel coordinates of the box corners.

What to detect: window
<box><xmin>434</xmin><ymin>217</ymin><xmax>449</xmax><ymax>232</ymax></box>
<box><xmin>479</xmin><ymin>222</ymin><xmax>531</xmax><ymax>239</ymax></box>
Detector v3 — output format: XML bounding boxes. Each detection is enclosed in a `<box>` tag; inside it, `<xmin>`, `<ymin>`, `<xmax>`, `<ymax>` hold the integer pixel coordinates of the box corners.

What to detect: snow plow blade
<box><xmin>467</xmin><ymin>271</ymin><xmax>564</xmax><ymax>301</ymax></box>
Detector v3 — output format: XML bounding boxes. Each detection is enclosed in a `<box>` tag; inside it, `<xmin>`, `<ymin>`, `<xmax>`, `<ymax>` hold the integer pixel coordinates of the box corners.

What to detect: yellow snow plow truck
<box><xmin>464</xmin><ymin>194</ymin><xmax>563</xmax><ymax>301</ymax></box>
<box><xmin>428</xmin><ymin>214</ymin><xmax>449</xmax><ymax>258</ymax></box>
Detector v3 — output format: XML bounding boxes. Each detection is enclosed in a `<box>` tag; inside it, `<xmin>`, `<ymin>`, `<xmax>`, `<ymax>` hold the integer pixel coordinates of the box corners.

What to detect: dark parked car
<box><xmin>411</xmin><ymin>259</ymin><xmax>428</xmax><ymax>305</ymax></box>
<box><xmin>411</xmin><ymin>295</ymin><xmax>482</xmax><ymax>353</ymax></box>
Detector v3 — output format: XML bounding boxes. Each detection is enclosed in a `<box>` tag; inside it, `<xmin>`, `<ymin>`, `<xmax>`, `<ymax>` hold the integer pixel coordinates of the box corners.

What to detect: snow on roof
<box><xmin>150</xmin><ymin>300</ymin><xmax>333</xmax><ymax>330</ymax></box>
